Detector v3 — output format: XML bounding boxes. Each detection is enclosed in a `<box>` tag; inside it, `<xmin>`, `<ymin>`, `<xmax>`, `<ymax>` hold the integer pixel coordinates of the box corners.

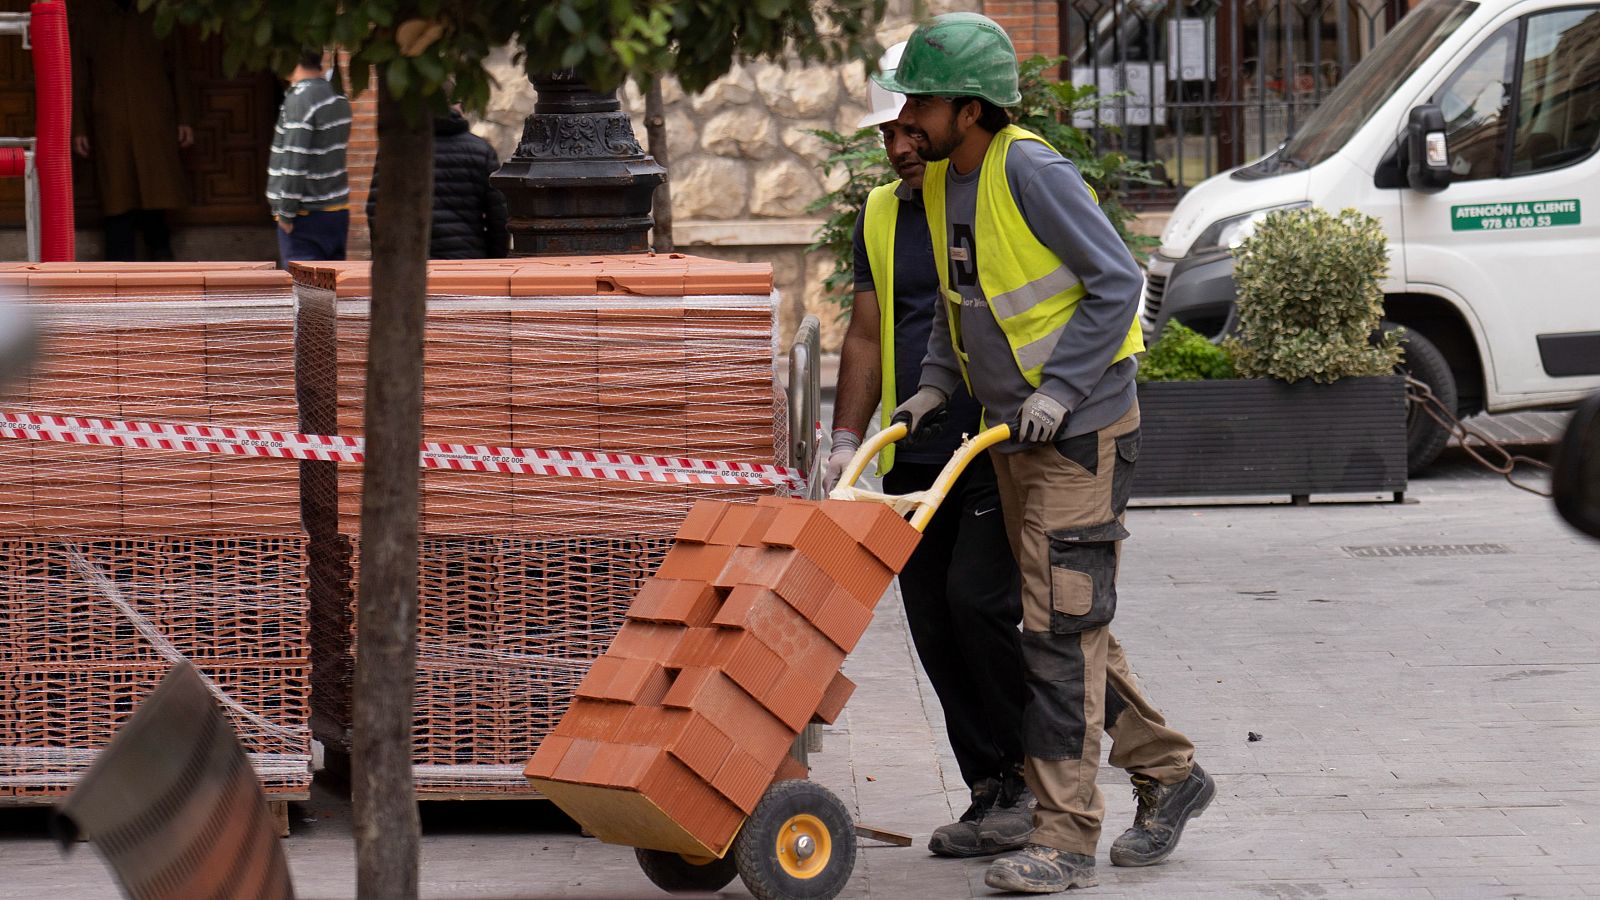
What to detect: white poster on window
<box><xmin>1072</xmin><ymin>64</ymin><xmax>1168</xmax><ymax>127</ymax></box>
<box><xmin>1166</xmin><ymin>18</ymin><xmax>1216</xmax><ymax>81</ymax></box>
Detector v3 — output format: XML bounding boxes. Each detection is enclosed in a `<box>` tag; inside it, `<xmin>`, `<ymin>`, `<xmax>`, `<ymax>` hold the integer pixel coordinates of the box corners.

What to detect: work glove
<box><xmin>823</xmin><ymin>428</ymin><xmax>862</xmax><ymax>492</ymax></box>
<box><xmin>1014</xmin><ymin>391</ymin><xmax>1069</xmax><ymax>444</ymax></box>
<box><xmin>889</xmin><ymin>386</ymin><xmax>949</xmax><ymax>446</ymax></box>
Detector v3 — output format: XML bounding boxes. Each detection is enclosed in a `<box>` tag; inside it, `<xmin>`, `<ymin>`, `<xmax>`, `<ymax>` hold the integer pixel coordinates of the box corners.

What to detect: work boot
<box><xmin>983</xmin><ymin>844</ymin><xmax>1098</xmax><ymax>893</ymax></box>
<box><xmin>928</xmin><ymin>770</ymin><xmax>1034</xmax><ymax>858</ymax></box>
<box><xmin>1108</xmin><ymin>762</ymin><xmax>1216</xmax><ymax>867</ymax></box>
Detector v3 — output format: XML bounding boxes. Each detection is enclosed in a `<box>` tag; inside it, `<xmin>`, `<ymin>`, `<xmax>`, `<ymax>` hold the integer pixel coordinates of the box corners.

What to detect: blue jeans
<box><xmin>277</xmin><ymin>209</ymin><xmax>349</xmax><ymax>268</ymax></box>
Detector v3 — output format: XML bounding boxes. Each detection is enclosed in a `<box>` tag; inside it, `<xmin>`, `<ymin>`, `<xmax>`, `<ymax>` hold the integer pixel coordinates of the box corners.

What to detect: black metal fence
<box><xmin>1062</xmin><ymin>0</ymin><xmax>1412</xmax><ymax>204</ymax></box>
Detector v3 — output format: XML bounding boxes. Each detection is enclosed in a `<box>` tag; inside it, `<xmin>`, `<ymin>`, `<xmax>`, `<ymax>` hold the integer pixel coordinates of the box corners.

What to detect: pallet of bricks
<box><xmin>0</xmin><ymin>262</ymin><xmax>313</xmax><ymax>808</ymax></box>
<box><xmin>291</xmin><ymin>255</ymin><xmax>788</xmax><ymax>796</ymax></box>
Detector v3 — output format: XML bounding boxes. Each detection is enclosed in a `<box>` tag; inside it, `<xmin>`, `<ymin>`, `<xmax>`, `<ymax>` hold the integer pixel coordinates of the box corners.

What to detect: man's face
<box><xmin>897</xmin><ymin>95</ymin><xmax>964</xmax><ymax>163</ymax></box>
<box><xmin>879</xmin><ymin>120</ymin><xmax>925</xmax><ymax>188</ymax></box>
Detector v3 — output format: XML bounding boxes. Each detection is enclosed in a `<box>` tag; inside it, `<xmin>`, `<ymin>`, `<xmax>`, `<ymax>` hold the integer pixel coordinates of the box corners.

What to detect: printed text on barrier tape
<box><xmin>0</xmin><ymin>411</ymin><xmax>805</xmax><ymax>489</ymax></box>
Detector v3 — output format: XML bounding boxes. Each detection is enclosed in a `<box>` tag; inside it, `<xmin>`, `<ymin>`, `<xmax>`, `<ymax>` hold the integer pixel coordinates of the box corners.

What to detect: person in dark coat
<box><xmin>367</xmin><ymin>107</ymin><xmax>510</xmax><ymax>259</ymax></box>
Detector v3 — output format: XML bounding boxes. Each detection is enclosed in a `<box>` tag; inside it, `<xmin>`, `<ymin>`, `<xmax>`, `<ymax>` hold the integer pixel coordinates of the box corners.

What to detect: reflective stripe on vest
<box><xmin>862</xmin><ymin>181</ymin><xmax>900</xmax><ymax>476</ymax></box>
<box><xmin>921</xmin><ymin>124</ymin><xmax>1144</xmax><ymax>389</ymax></box>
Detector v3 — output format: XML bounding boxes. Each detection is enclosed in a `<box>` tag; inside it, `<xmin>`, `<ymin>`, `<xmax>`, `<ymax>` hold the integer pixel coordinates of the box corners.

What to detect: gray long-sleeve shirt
<box><xmin>919</xmin><ymin>138</ymin><xmax>1143</xmax><ymax>447</ymax></box>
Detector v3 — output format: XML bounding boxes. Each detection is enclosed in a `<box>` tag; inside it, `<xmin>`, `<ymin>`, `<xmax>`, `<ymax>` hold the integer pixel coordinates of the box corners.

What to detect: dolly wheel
<box><xmin>635</xmin><ymin>847</ymin><xmax>737</xmax><ymax>894</ymax></box>
<box><xmin>733</xmin><ymin>780</ymin><xmax>856</xmax><ymax>900</ymax></box>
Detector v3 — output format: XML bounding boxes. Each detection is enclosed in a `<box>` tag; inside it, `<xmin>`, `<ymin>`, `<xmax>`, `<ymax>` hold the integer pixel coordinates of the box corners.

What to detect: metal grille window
<box><xmin>1061</xmin><ymin>0</ymin><xmax>1411</xmax><ymax>203</ymax></box>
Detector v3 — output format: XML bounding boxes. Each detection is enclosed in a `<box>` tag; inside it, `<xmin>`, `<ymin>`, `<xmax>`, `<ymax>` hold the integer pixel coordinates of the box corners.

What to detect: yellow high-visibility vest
<box><xmin>861</xmin><ymin>181</ymin><xmax>902</xmax><ymax>475</ymax></box>
<box><xmin>921</xmin><ymin>124</ymin><xmax>1144</xmax><ymax>390</ymax></box>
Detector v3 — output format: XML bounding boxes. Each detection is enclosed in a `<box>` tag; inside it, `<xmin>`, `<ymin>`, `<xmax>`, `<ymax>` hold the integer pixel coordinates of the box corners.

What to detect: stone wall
<box><xmin>471</xmin><ymin>0</ymin><xmax>968</xmax><ymax>352</ymax></box>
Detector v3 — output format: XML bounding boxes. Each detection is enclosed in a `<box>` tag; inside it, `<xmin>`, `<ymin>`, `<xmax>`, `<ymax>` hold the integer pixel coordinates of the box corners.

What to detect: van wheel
<box><xmin>1386</xmin><ymin>323</ymin><xmax>1456</xmax><ymax>474</ymax></box>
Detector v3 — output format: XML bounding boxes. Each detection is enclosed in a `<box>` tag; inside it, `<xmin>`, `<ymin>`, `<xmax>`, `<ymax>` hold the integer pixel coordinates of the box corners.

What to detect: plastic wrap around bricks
<box><xmin>524</xmin><ymin>495</ymin><xmax>919</xmax><ymax>858</ymax></box>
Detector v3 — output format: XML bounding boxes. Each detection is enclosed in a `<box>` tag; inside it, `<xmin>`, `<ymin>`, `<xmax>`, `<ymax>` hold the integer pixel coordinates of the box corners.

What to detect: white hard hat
<box><xmin>858</xmin><ymin>41</ymin><xmax>908</xmax><ymax>128</ymax></box>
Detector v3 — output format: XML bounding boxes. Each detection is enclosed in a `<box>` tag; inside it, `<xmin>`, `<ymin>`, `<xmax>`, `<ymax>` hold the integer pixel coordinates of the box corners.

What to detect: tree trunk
<box><xmin>644</xmin><ymin>80</ymin><xmax>673</xmax><ymax>252</ymax></box>
<box><xmin>352</xmin><ymin>77</ymin><xmax>432</xmax><ymax>900</ymax></box>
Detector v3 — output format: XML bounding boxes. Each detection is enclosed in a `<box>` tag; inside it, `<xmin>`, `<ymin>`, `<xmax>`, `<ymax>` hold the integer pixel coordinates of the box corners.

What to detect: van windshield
<box><xmin>1277</xmin><ymin>0</ymin><xmax>1478</xmax><ymax>169</ymax></box>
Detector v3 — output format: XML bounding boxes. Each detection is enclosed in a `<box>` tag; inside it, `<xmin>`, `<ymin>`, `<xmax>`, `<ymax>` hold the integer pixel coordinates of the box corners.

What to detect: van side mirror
<box><xmin>1554</xmin><ymin>393</ymin><xmax>1600</xmax><ymax>540</ymax></box>
<box><xmin>1405</xmin><ymin>104</ymin><xmax>1452</xmax><ymax>194</ymax></box>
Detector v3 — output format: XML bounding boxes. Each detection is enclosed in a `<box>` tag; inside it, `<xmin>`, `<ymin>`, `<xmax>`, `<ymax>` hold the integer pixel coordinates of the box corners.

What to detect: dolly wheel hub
<box><xmin>776</xmin><ymin>813</ymin><xmax>831</xmax><ymax>879</ymax></box>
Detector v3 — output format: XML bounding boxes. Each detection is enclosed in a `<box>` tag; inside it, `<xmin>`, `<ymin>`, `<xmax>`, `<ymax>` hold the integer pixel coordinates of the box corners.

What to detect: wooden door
<box><xmin>0</xmin><ymin>1</ymin><xmax>277</xmax><ymax>228</ymax></box>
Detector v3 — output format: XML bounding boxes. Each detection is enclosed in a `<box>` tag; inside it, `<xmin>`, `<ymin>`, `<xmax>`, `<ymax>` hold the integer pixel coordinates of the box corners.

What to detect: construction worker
<box><xmin>875</xmin><ymin>13</ymin><xmax>1214</xmax><ymax>893</ymax></box>
<box><xmin>824</xmin><ymin>41</ymin><xmax>1032</xmax><ymax>860</ymax></box>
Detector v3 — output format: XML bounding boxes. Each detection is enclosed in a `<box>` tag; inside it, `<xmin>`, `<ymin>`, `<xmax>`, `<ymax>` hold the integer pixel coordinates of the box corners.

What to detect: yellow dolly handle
<box><xmin>827</xmin><ymin>423</ymin><xmax>1012</xmax><ymax>532</ymax></box>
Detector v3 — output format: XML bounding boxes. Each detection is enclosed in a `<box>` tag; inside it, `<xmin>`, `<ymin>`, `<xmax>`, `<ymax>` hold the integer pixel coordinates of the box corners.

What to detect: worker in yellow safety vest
<box><xmin>823</xmin><ymin>42</ymin><xmax>1032</xmax><ymax>859</ymax></box>
<box><xmin>877</xmin><ymin>13</ymin><xmax>1215</xmax><ymax>893</ymax></box>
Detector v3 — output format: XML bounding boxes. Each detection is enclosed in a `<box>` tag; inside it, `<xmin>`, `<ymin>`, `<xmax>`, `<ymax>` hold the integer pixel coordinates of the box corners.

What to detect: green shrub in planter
<box><xmin>1226</xmin><ymin>206</ymin><xmax>1401</xmax><ymax>383</ymax></box>
<box><xmin>1137</xmin><ymin>320</ymin><xmax>1235</xmax><ymax>382</ymax></box>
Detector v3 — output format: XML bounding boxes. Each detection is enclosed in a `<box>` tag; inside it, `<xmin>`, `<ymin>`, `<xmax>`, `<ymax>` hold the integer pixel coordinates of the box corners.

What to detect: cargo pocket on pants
<box><xmin>1047</xmin><ymin>520</ymin><xmax>1129</xmax><ymax>633</ymax></box>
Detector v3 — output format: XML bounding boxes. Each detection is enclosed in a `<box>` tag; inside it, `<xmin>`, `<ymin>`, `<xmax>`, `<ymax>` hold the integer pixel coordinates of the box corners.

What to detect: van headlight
<box><xmin>1190</xmin><ymin>202</ymin><xmax>1310</xmax><ymax>255</ymax></box>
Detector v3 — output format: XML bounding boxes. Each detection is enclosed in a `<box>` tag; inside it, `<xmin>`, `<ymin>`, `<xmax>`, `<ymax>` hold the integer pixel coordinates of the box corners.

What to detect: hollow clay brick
<box><xmin>661</xmin><ymin>667</ymin><xmax>796</xmax><ymax>762</ymax></box>
<box><xmin>667</xmin><ymin>711</ymin><xmax>734</xmax><ymax>782</ymax></box>
<box><xmin>627</xmin><ymin>578</ymin><xmax>723</xmax><ymax>627</ymax></box>
<box><xmin>720</xmin><ymin>630</ymin><xmax>788</xmax><ymax>703</ymax></box>
<box><xmin>737</xmin><ymin>589</ymin><xmax>846</xmax><ymax>688</ymax></box>
<box><xmin>811</xmin><ymin>672</ymin><xmax>857</xmax><ymax>726</ymax></box>
<box><xmin>712</xmin><ymin>747</ymin><xmax>771</xmax><ymax>814</ymax></box>
<box><xmin>810</xmin><ymin>584</ymin><xmax>877</xmax><ymax>652</ymax></box>
<box><xmin>665</xmin><ymin>627</ymin><xmax>735</xmax><ymax>670</ymax></box>
<box><xmin>773</xmin><ymin>754</ymin><xmax>809</xmax><ymax>783</ymax></box>
<box><xmin>573</xmin><ymin>657</ymin><xmax>672</xmax><ymax>705</ymax></box>
<box><xmin>673</xmin><ymin>500</ymin><xmax>729</xmax><ymax>544</ymax></box>
<box><xmin>551</xmin><ymin>698</ymin><xmax>632</xmax><ymax>742</ymax></box>
<box><xmin>607</xmin><ymin>621</ymin><xmax>686</xmax><ymax>662</ymax></box>
<box><xmin>550</xmin><ymin>737</ymin><xmax>602</xmax><ymax>782</ymax></box>
<box><xmin>818</xmin><ymin>499</ymin><xmax>922</xmax><ymax>571</ymax></box>
<box><xmin>525</xmin><ymin>734</ymin><xmax>573</xmax><ymax>780</ymax></box>
<box><xmin>655</xmin><ymin>543</ymin><xmax>735</xmax><ymax>582</ymax></box>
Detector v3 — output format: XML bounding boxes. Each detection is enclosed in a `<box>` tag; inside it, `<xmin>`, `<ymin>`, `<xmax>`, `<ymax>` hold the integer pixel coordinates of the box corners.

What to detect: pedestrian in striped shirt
<box><xmin>268</xmin><ymin>49</ymin><xmax>351</xmax><ymax>267</ymax></box>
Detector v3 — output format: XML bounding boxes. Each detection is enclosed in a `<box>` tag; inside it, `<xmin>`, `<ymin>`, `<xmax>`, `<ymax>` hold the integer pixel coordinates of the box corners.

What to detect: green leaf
<box><xmin>253</xmin><ymin>16</ymin><xmax>273</xmax><ymax>47</ymax></box>
<box><xmin>386</xmin><ymin>57</ymin><xmax>411</xmax><ymax>97</ymax></box>
<box><xmin>557</xmin><ymin>2</ymin><xmax>582</xmax><ymax>33</ymax></box>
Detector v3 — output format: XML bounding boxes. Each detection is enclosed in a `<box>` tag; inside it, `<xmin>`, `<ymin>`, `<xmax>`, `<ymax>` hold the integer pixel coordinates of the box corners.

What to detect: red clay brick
<box><xmin>607</xmin><ymin>621</ymin><xmax>686</xmax><ymax>662</ymax></box>
<box><xmin>739</xmin><ymin>589</ymin><xmax>846</xmax><ymax>687</ymax></box>
<box><xmin>810</xmin><ymin>584</ymin><xmax>877</xmax><ymax>652</ymax></box>
<box><xmin>674</xmin><ymin>500</ymin><xmax>729</xmax><ymax>544</ymax></box>
<box><xmin>773</xmin><ymin>754</ymin><xmax>809</xmax><ymax>783</ymax></box>
<box><xmin>760</xmin><ymin>674</ymin><xmax>828</xmax><ymax>733</ymax></box>
<box><xmin>574</xmin><ymin>657</ymin><xmax>673</xmax><ymax>705</ymax></box>
<box><xmin>655</xmin><ymin>542</ymin><xmax>736</xmax><ymax>582</ymax></box>
<box><xmin>661</xmin><ymin>668</ymin><xmax>796</xmax><ymax>762</ymax></box>
<box><xmin>712</xmin><ymin>747</ymin><xmax>772</xmax><ymax>814</ymax></box>
<box><xmin>819</xmin><ymin>499</ymin><xmax>922</xmax><ymax>571</ymax></box>
<box><xmin>721</xmin><ymin>629</ymin><xmax>788</xmax><ymax>702</ymax></box>
<box><xmin>811</xmin><ymin>672</ymin><xmax>856</xmax><ymax>725</ymax></box>
<box><xmin>667</xmin><ymin>712</ymin><xmax>734</xmax><ymax>781</ymax></box>
<box><xmin>551</xmin><ymin>737</ymin><xmax>602</xmax><ymax>782</ymax></box>
<box><xmin>665</xmin><ymin>627</ymin><xmax>735</xmax><ymax>669</ymax></box>
<box><xmin>614</xmin><ymin>706</ymin><xmax>690</xmax><ymax>746</ymax></box>
<box><xmin>627</xmin><ymin>578</ymin><xmax>724</xmax><ymax>627</ymax></box>
<box><xmin>524</xmin><ymin>734</ymin><xmax>574</xmax><ymax>780</ymax></box>
<box><xmin>551</xmin><ymin>698</ymin><xmax>632</xmax><ymax>741</ymax></box>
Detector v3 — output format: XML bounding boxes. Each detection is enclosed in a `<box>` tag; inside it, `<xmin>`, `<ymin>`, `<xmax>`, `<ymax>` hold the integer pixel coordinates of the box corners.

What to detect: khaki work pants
<box><xmin>989</xmin><ymin>401</ymin><xmax>1196</xmax><ymax>856</ymax></box>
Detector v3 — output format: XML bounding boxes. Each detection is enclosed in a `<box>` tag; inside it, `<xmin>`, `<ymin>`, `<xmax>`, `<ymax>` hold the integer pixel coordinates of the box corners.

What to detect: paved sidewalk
<box><xmin>1</xmin><ymin>452</ymin><xmax>1596</xmax><ymax>898</ymax></box>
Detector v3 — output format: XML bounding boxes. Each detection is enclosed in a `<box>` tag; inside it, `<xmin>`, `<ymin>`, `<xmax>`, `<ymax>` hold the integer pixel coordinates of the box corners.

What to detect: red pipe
<box><xmin>0</xmin><ymin>147</ymin><xmax>24</xmax><ymax>179</ymax></box>
<box><xmin>29</xmin><ymin>1</ymin><xmax>74</xmax><ymax>261</ymax></box>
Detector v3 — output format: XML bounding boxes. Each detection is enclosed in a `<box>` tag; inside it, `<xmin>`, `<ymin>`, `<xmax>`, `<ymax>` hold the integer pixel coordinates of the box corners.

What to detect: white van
<box><xmin>1142</xmin><ymin>0</ymin><xmax>1600</xmax><ymax>471</ymax></box>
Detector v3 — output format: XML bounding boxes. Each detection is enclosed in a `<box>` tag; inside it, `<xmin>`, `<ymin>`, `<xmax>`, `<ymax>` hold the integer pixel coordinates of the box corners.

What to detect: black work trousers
<box><xmin>883</xmin><ymin>453</ymin><xmax>1026</xmax><ymax>790</ymax></box>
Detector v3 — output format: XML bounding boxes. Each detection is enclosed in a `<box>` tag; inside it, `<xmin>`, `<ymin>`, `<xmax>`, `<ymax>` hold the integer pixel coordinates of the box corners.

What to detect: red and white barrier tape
<box><xmin>0</xmin><ymin>411</ymin><xmax>806</xmax><ymax>490</ymax></box>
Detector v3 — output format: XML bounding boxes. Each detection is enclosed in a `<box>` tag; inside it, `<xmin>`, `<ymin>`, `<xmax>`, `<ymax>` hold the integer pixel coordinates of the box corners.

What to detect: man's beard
<box><xmin>917</xmin><ymin>112</ymin><xmax>963</xmax><ymax>162</ymax></box>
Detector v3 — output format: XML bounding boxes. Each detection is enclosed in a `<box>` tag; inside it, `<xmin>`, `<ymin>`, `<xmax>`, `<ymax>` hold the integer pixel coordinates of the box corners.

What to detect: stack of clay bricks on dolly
<box><xmin>525</xmin><ymin>421</ymin><xmax>1007</xmax><ymax>899</ymax></box>
<box><xmin>0</xmin><ymin>262</ymin><xmax>313</xmax><ymax>822</ymax></box>
<box><xmin>289</xmin><ymin>254</ymin><xmax>791</xmax><ymax>796</ymax></box>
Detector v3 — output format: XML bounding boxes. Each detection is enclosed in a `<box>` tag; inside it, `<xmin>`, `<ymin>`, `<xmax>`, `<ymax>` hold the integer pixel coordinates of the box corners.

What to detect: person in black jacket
<box><xmin>367</xmin><ymin>106</ymin><xmax>511</xmax><ymax>259</ymax></box>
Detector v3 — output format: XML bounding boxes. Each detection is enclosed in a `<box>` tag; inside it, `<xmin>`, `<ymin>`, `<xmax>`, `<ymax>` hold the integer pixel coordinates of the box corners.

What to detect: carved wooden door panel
<box><xmin>0</xmin><ymin>5</ymin><xmax>276</xmax><ymax>228</ymax></box>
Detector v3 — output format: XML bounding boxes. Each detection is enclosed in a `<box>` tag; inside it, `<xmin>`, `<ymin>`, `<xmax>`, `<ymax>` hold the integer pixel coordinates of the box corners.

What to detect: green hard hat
<box><xmin>871</xmin><ymin>12</ymin><xmax>1022</xmax><ymax>107</ymax></box>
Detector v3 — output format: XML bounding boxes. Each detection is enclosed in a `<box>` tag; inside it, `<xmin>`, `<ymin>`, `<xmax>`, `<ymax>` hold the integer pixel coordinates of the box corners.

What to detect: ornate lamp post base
<box><xmin>492</xmin><ymin>72</ymin><xmax>666</xmax><ymax>256</ymax></box>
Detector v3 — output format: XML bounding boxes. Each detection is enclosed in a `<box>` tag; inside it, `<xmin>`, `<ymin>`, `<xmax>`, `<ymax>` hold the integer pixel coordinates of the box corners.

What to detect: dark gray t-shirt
<box><xmin>920</xmin><ymin>139</ymin><xmax>1142</xmax><ymax>446</ymax></box>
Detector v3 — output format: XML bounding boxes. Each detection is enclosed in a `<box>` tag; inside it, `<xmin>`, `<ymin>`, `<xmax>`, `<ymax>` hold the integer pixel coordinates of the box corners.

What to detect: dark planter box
<box><xmin>1135</xmin><ymin>375</ymin><xmax>1407</xmax><ymax>500</ymax></box>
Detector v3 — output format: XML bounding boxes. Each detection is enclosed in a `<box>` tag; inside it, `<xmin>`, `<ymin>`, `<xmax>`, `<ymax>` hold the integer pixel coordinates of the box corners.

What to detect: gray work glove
<box><xmin>823</xmin><ymin>428</ymin><xmax>862</xmax><ymax>491</ymax></box>
<box><xmin>1015</xmin><ymin>391</ymin><xmax>1069</xmax><ymax>444</ymax></box>
<box><xmin>890</xmin><ymin>386</ymin><xmax>949</xmax><ymax>446</ymax></box>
